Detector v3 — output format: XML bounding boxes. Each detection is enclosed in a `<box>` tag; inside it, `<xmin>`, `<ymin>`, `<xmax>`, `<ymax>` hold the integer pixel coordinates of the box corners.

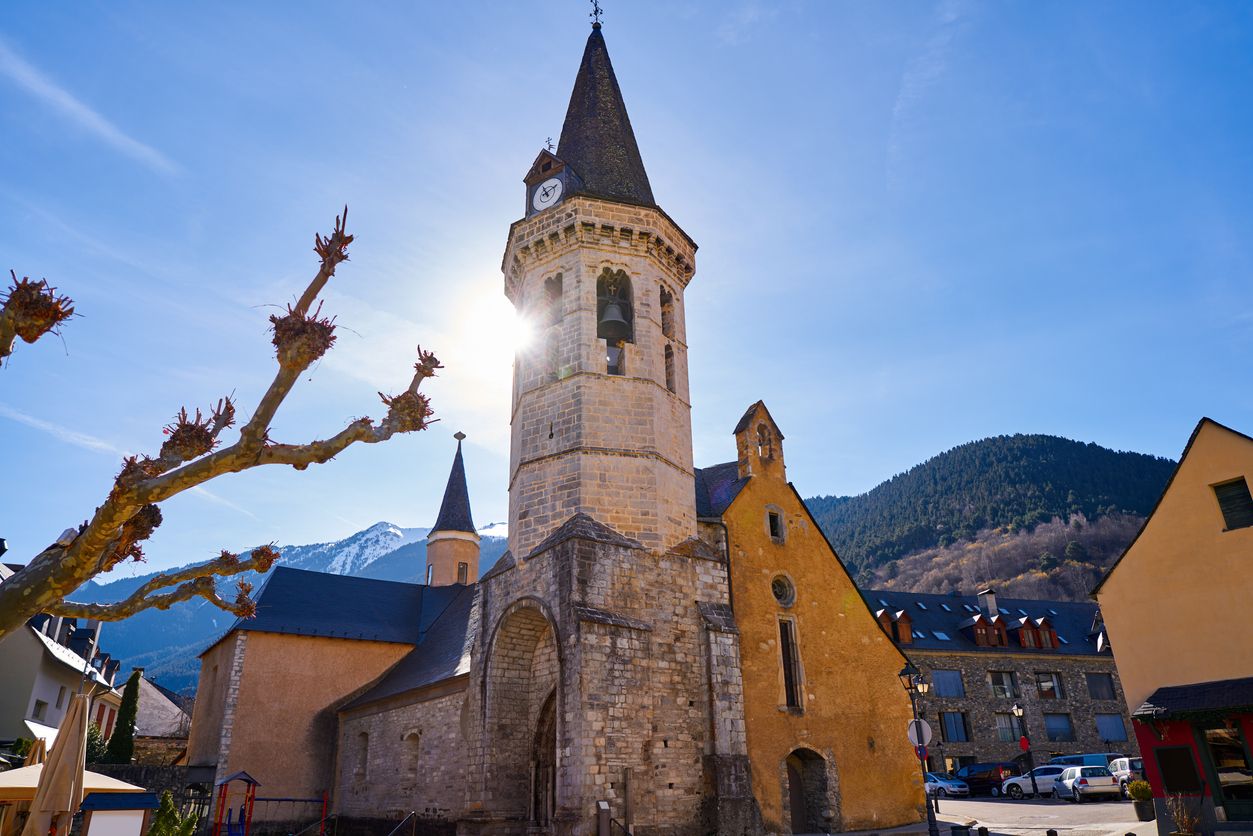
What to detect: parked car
<box><xmin>1049</xmin><ymin>753</ymin><xmax>1126</xmax><ymax>768</ymax></box>
<box><xmin>1110</xmin><ymin>757</ymin><xmax>1144</xmax><ymax>797</ymax></box>
<box><xmin>953</xmin><ymin>762</ymin><xmax>1020</xmax><ymax>797</ymax></box>
<box><xmin>1053</xmin><ymin>766</ymin><xmax>1122</xmax><ymax>802</ymax></box>
<box><xmin>925</xmin><ymin>773</ymin><xmax>970</xmax><ymax>797</ymax></box>
<box><xmin>1002</xmin><ymin>765</ymin><xmax>1067</xmax><ymax>799</ymax></box>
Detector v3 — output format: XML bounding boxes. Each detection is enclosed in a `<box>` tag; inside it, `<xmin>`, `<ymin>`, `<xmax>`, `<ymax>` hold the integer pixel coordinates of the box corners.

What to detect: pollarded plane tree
<box><xmin>0</xmin><ymin>209</ymin><xmax>440</xmax><ymax>641</ymax></box>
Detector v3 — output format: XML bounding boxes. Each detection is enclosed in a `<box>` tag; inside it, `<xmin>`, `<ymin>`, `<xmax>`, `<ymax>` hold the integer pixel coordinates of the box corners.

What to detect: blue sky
<box><xmin>2</xmin><ymin>1</ymin><xmax>1250</xmax><ymax>578</ymax></box>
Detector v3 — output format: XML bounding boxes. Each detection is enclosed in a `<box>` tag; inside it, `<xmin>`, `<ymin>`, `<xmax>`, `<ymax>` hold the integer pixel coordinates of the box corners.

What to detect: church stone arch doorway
<box><xmin>483</xmin><ymin>602</ymin><xmax>561</xmax><ymax>829</ymax></box>
<box><xmin>785</xmin><ymin>748</ymin><xmax>833</xmax><ymax>834</ymax></box>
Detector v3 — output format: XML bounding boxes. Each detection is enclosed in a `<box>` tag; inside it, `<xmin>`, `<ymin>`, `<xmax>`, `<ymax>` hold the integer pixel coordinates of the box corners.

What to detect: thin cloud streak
<box><xmin>0</xmin><ymin>401</ymin><xmax>123</xmax><ymax>455</ymax></box>
<box><xmin>0</xmin><ymin>402</ymin><xmax>257</xmax><ymax>520</ymax></box>
<box><xmin>0</xmin><ymin>39</ymin><xmax>179</xmax><ymax>175</ymax></box>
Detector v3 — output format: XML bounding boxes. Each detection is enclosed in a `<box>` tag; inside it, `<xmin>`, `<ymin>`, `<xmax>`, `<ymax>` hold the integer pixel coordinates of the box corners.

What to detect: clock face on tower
<box><xmin>532</xmin><ymin>177</ymin><xmax>564</xmax><ymax>212</ymax></box>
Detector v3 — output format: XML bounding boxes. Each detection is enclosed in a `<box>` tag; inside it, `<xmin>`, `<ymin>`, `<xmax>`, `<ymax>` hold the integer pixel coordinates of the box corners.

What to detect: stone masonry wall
<box><xmin>910</xmin><ymin>651</ymin><xmax>1140</xmax><ymax>771</ymax></box>
<box><xmin>504</xmin><ymin>196</ymin><xmax>697</xmax><ymax>558</ymax></box>
<box><xmin>460</xmin><ymin>518</ymin><xmax>745</xmax><ymax>836</ymax></box>
<box><xmin>337</xmin><ymin>686</ymin><xmax>468</xmax><ymax>821</ymax></box>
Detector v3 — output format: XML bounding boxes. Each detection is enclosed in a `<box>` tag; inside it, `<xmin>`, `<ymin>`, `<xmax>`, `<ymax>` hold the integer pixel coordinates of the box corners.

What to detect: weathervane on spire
<box><xmin>589</xmin><ymin>0</ymin><xmax>603</xmax><ymax>28</ymax></box>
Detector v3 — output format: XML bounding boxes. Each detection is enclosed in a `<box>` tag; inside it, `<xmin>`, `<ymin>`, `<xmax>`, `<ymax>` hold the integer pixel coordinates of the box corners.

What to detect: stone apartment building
<box><xmin>862</xmin><ymin>587</ymin><xmax>1140</xmax><ymax>775</ymax></box>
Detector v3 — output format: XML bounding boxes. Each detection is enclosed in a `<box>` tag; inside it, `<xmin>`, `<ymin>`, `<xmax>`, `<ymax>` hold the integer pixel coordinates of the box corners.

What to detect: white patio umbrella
<box><xmin>19</xmin><ymin>693</ymin><xmax>87</xmax><ymax>836</ymax></box>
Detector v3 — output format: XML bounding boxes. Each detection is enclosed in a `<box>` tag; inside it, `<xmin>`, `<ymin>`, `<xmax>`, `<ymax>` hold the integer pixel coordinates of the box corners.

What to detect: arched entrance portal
<box><xmin>483</xmin><ymin>603</ymin><xmax>561</xmax><ymax>829</ymax></box>
<box><xmin>531</xmin><ymin>689</ymin><xmax>557</xmax><ymax>826</ymax></box>
<box><xmin>785</xmin><ymin>748</ymin><xmax>831</xmax><ymax>834</ymax></box>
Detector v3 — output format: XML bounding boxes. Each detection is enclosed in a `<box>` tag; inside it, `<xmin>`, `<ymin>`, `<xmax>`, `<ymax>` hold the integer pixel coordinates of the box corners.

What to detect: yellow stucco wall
<box><xmin>722</xmin><ymin>417</ymin><xmax>922</xmax><ymax>833</ymax></box>
<box><xmin>425</xmin><ymin>535</ymin><xmax>480</xmax><ymax>586</ymax></box>
<box><xmin>188</xmin><ymin>631</ymin><xmax>409</xmax><ymax>808</ymax></box>
<box><xmin>1096</xmin><ymin>420</ymin><xmax>1253</xmax><ymax>712</ymax></box>
<box><xmin>187</xmin><ymin>637</ymin><xmax>236</xmax><ymax>768</ymax></box>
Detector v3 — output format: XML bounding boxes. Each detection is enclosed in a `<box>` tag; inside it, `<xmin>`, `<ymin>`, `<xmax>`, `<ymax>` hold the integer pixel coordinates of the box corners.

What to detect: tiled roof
<box><xmin>207</xmin><ymin>567</ymin><xmax>427</xmax><ymax>650</ymax></box>
<box><xmin>1133</xmin><ymin>676</ymin><xmax>1253</xmax><ymax>720</ymax></box>
<box><xmin>557</xmin><ymin>25</ymin><xmax>655</xmax><ymax>207</ymax></box>
<box><xmin>431</xmin><ymin>437</ymin><xmax>475</xmax><ymax>534</ymax></box>
<box><xmin>341</xmin><ymin>584</ymin><xmax>478</xmax><ymax>709</ymax></box>
<box><xmin>694</xmin><ymin>461</ymin><xmax>748</xmax><ymax>519</ymax></box>
<box><xmin>860</xmin><ymin>589</ymin><xmax>1109</xmax><ymax>657</ymax></box>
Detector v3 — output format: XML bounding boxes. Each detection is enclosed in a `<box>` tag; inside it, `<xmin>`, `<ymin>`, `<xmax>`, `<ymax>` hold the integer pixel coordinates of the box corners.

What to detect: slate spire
<box><xmin>432</xmin><ymin>432</ymin><xmax>476</xmax><ymax>534</ymax></box>
<box><xmin>557</xmin><ymin>22</ymin><xmax>655</xmax><ymax>207</ymax></box>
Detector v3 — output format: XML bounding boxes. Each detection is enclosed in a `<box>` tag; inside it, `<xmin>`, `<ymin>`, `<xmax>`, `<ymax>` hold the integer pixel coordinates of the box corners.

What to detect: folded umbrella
<box><xmin>19</xmin><ymin>694</ymin><xmax>87</xmax><ymax>836</ymax></box>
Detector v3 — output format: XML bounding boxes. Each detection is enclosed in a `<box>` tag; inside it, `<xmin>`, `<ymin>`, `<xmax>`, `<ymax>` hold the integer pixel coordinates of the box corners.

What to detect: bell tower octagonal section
<box><xmin>503</xmin><ymin>195</ymin><xmax>697</xmax><ymax>558</ymax></box>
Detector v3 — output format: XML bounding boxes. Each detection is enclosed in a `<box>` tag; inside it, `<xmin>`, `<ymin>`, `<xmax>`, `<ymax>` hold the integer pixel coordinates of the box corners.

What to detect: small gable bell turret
<box><xmin>734</xmin><ymin>400</ymin><xmax>785</xmax><ymax>481</ymax></box>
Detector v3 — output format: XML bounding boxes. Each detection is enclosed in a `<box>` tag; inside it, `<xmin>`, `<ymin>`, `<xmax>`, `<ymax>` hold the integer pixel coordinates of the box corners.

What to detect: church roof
<box><xmin>202</xmin><ymin>567</ymin><xmax>448</xmax><ymax>652</ymax></box>
<box><xmin>341</xmin><ymin>584</ymin><xmax>478</xmax><ymax>709</ymax></box>
<box><xmin>557</xmin><ymin>24</ymin><xmax>655</xmax><ymax>208</ymax></box>
<box><xmin>694</xmin><ymin>462</ymin><xmax>748</xmax><ymax>519</ymax></box>
<box><xmin>431</xmin><ymin>435</ymin><xmax>475</xmax><ymax>534</ymax></box>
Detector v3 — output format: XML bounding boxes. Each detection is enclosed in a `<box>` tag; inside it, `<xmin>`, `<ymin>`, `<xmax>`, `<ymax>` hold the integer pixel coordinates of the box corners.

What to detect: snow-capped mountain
<box><xmin>74</xmin><ymin>521</ymin><xmax>509</xmax><ymax>693</ymax></box>
<box><xmin>279</xmin><ymin>522</ymin><xmax>429</xmax><ymax>575</ymax></box>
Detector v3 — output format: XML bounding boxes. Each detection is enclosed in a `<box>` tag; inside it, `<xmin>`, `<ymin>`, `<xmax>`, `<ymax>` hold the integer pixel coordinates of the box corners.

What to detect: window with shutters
<box><xmin>1036</xmin><ymin>672</ymin><xmax>1066</xmax><ymax>700</ymax></box>
<box><xmin>931</xmin><ymin>670</ymin><xmax>965</xmax><ymax>698</ymax></box>
<box><xmin>1214</xmin><ymin>477</ymin><xmax>1253</xmax><ymax>531</ymax></box>
<box><xmin>778</xmin><ymin>619</ymin><xmax>803</xmax><ymax>709</ymax></box>
<box><xmin>1086</xmin><ymin>672</ymin><xmax>1116</xmax><ymax>701</ymax></box>
<box><xmin>939</xmin><ymin>711</ymin><xmax>970</xmax><ymax>742</ymax></box>
<box><xmin>994</xmin><ymin>712</ymin><xmax>1018</xmax><ymax>742</ymax></box>
<box><xmin>1095</xmin><ymin>713</ymin><xmax>1128</xmax><ymax>742</ymax></box>
<box><xmin>987</xmin><ymin>670</ymin><xmax>1019</xmax><ymax>699</ymax></box>
<box><xmin>1044</xmin><ymin>713</ymin><xmax>1075</xmax><ymax>742</ymax></box>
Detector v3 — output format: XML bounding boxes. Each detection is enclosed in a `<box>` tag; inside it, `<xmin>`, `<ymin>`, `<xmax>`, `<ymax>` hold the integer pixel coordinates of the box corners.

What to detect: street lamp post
<box><xmin>1011</xmin><ymin>703</ymin><xmax>1039</xmax><ymax>797</ymax></box>
<box><xmin>900</xmin><ymin>663</ymin><xmax>940</xmax><ymax>836</ymax></box>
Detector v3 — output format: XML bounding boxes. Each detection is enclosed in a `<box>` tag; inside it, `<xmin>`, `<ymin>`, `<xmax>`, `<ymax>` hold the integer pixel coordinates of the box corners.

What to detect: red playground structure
<box><xmin>211</xmin><ymin>772</ymin><xmax>258</xmax><ymax>836</ymax></box>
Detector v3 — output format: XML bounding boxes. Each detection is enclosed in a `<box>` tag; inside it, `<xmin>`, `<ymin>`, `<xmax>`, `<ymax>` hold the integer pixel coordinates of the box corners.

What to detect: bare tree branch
<box><xmin>0</xmin><ymin>271</ymin><xmax>74</xmax><ymax>363</ymax></box>
<box><xmin>0</xmin><ymin>209</ymin><xmax>441</xmax><ymax>641</ymax></box>
<box><xmin>46</xmin><ymin>546</ymin><xmax>279</xmax><ymax>622</ymax></box>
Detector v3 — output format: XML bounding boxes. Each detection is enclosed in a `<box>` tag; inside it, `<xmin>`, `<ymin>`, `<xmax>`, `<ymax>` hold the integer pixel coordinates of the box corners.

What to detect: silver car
<box><xmin>925</xmin><ymin>772</ymin><xmax>970</xmax><ymax>797</ymax></box>
<box><xmin>1054</xmin><ymin>766</ymin><xmax>1121</xmax><ymax>802</ymax></box>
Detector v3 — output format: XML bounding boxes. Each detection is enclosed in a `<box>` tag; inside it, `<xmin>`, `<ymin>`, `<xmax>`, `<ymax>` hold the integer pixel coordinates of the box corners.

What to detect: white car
<box><xmin>925</xmin><ymin>773</ymin><xmax>970</xmax><ymax>797</ymax></box>
<box><xmin>1002</xmin><ymin>765</ymin><xmax>1066</xmax><ymax>799</ymax></box>
<box><xmin>1053</xmin><ymin>766</ymin><xmax>1121</xmax><ymax>802</ymax></box>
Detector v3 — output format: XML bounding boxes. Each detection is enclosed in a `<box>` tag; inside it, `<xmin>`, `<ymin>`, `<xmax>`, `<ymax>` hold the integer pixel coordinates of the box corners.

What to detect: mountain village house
<box><xmin>1095</xmin><ymin>418</ymin><xmax>1253</xmax><ymax>834</ymax></box>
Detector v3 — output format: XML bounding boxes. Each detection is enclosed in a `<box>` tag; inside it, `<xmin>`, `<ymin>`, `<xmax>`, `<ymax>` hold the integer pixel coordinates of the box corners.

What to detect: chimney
<box><xmin>977</xmin><ymin>587</ymin><xmax>998</xmax><ymax>617</ymax></box>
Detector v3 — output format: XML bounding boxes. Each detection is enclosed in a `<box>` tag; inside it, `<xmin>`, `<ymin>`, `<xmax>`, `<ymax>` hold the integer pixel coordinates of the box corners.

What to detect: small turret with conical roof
<box><xmin>425</xmin><ymin>432</ymin><xmax>479</xmax><ymax>586</ymax></box>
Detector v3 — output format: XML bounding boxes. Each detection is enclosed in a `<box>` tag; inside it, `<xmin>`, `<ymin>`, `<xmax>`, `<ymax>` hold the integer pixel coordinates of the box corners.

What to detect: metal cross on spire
<box><xmin>589</xmin><ymin>0</ymin><xmax>603</xmax><ymax>27</ymax></box>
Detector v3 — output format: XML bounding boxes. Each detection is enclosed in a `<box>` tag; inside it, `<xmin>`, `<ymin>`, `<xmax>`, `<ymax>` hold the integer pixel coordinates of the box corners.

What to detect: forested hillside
<box><xmin>806</xmin><ymin>434</ymin><xmax>1176</xmax><ymax>586</ymax></box>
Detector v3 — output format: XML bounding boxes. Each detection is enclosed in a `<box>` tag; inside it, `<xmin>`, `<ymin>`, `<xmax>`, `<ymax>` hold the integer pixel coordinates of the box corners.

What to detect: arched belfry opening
<box><xmin>757</xmin><ymin>423</ymin><xmax>775</xmax><ymax>459</ymax></box>
<box><xmin>483</xmin><ymin>604</ymin><xmax>562</xmax><ymax>827</ymax></box>
<box><xmin>784</xmin><ymin>748</ymin><xmax>834</xmax><ymax>834</ymax></box>
<box><xmin>597</xmin><ymin>268</ymin><xmax>633</xmax><ymax>375</ymax></box>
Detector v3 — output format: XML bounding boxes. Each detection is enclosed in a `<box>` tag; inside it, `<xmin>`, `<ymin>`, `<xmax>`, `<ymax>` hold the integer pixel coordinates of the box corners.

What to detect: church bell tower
<box><xmin>504</xmin><ymin>21</ymin><xmax>698</xmax><ymax>558</ymax></box>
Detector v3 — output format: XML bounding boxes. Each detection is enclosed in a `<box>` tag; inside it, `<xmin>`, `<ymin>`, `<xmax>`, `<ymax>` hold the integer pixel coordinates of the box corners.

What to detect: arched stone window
<box><xmin>355</xmin><ymin>731</ymin><xmax>369</xmax><ymax>780</ymax></box>
<box><xmin>757</xmin><ymin>424</ymin><xmax>774</xmax><ymax>459</ymax></box>
<box><xmin>402</xmin><ymin>730</ymin><xmax>420</xmax><ymax>781</ymax></box>
<box><xmin>597</xmin><ymin>268</ymin><xmax>633</xmax><ymax>375</ymax></box>
<box><xmin>543</xmin><ymin>274</ymin><xmax>563</xmax><ymax>326</ymax></box>
<box><xmin>664</xmin><ymin>344</ymin><xmax>675</xmax><ymax>393</ymax></box>
<box><xmin>659</xmin><ymin>285</ymin><xmax>675</xmax><ymax>339</ymax></box>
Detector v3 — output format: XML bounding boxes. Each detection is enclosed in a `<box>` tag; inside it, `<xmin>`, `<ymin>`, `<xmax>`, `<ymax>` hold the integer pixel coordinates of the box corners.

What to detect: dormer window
<box><xmin>1214</xmin><ymin>477</ymin><xmax>1253</xmax><ymax>531</ymax></box>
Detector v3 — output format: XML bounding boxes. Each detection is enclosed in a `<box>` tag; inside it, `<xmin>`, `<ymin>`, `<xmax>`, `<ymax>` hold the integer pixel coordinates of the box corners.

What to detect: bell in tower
<box><xmin>501</xmin><ymin>19</ymin><xmax>698</xmax><ymax>558</ymax></box>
